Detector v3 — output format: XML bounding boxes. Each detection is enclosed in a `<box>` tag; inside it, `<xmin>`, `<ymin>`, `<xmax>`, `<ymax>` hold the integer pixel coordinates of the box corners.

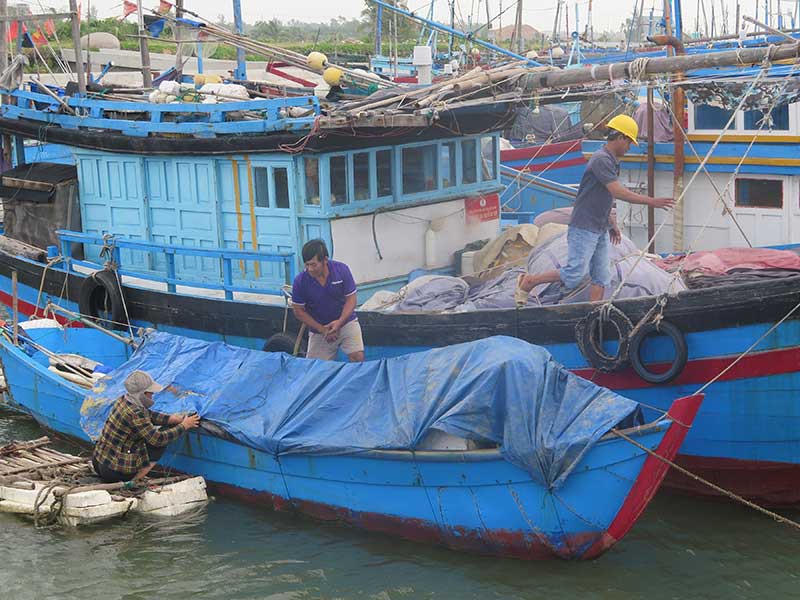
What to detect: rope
<box><xmin>113</xmin><ymin>268</ymin><xmax>135</xmax><ymax>340</ymax></box>
<box><xmin>629</xmin><ymin>59</ymin><xmax>800</xmax><ymax>295</ymax></box>
<box><xmin>628</xmin><ymin>57</ymin><xmax>650</xmax><ymax>82</ymax></box>
<box><xmin>501</xmin><ymin>99</ymin><xmax>630</xmax><ymax>209</ymax></box>
<box><xmin>606</xmin><ymin>65</ymin><xmax>771</xmax><ymax>304</ymax></box>
<box><xmin>613</xmin><ymin>427</ymin><xmax>800</xmax><ymax>531</ymax></box>
<box><xmin>695</xmin><ymin>297</ymin><xmax>800</xmax><ymax>396</ymax></box>
<box><xmin>32</xmin><ymin>256</ymin><xmax>63</xmax><ymax>319</ymax></box>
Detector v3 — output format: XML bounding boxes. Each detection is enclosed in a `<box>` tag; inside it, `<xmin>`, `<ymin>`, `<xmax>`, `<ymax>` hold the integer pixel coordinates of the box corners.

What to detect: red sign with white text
<box><xmin>465</xmin><ymin>193</ymin><xmax>500</xmax><ymax>223</ymax></box>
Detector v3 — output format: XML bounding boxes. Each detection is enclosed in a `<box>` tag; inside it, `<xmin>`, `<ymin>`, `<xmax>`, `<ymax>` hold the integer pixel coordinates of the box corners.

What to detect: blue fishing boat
<box><xmin>0</xmin><ymin>8</ymin><xmax>796</xmax><ymax>507</ymax></box>
<box><xmin>0</xmin><ymin>323</ymin><xmax>701</xmax><ymax>560</ymax></box>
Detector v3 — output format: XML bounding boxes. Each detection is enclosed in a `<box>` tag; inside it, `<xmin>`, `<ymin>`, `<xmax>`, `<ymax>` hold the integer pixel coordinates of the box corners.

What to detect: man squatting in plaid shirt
<box><xmin>92</xmin><ymin>370</ymin><xmax>200</xmax><ymax>483</ymax></box>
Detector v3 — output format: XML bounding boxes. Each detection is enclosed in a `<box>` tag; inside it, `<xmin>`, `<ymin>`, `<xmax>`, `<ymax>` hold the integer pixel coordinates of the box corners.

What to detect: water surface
<box><xmin>0</xmin><ymin>406</ymin><xmax>797</xmax><ymax>600</ymax></box>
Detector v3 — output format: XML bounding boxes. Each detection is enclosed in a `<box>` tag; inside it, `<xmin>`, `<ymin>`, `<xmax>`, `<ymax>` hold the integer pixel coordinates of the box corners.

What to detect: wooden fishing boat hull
<box><xmin>0</xmin><ymin>247</ymin><xmax>799</xmax><ymax>504</ymax></box>
<box><xmin>0</xmin><ymin>328</ymin><xmax>701</xmax><ymax>560</ymax></box>
<box><xmin>500</xmin><ymin>140</ymin><xmax>586</xmax><ymax>185</ymax></box>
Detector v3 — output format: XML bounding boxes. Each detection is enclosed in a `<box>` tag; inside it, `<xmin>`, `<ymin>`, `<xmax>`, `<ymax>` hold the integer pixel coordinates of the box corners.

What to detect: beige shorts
<box><xmin>307</xmin><ymin>320</ymin><xmax>364</xmax><ymax>360</ymax></box>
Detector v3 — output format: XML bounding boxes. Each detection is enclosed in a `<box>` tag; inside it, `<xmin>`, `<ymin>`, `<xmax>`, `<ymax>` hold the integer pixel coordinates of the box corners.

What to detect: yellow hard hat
<box><xmin>606</xmin><ymin>114</ymin><xmax>639</xmax><ymax>145</ymax></box>
<box><xmin>307</xmin><ymin>51</ymin><xmax>328</xmax><ymax>71</ymax></box>
<box><xmin>323</xmin><ymin>67</ymin><xmax>343</xmax><ymax>87</ymax></box>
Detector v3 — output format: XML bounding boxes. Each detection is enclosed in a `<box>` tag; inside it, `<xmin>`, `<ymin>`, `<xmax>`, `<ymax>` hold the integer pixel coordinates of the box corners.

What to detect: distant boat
<box><xmin>0</xmin><ymin>325</ymin><xmax>702</xmax><ymax>560</ymax></box>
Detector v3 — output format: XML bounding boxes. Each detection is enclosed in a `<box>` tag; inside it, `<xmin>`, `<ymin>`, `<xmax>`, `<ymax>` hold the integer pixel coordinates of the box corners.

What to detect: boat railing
<box><xmin>1</xmin><ymin>87</ymin><xmax>321</xmax><ymax>137</ymax></box>
<box><xmin>55</xmin><ymin>230</ymin><xmax>295</xmax><ymax>300</ymax></box>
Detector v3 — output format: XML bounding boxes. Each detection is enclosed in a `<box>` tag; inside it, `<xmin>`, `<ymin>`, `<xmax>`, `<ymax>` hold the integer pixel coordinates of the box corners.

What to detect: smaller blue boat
<box><xmin>0</xmin><ymin>324</ymin><xmax>701</xmax><ymax>560</ymax></box>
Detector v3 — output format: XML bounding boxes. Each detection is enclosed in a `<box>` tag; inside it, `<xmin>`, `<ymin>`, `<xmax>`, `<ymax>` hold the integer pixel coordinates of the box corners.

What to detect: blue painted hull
<box><xmin>0</xmin><ymin>327</ymin><xmax>699</xmax><ymax>559</ymax></box>
<box><xmin>0</xmin><ymin>248</ymin><xmax>798</xmax><ymax>504</ymax></box>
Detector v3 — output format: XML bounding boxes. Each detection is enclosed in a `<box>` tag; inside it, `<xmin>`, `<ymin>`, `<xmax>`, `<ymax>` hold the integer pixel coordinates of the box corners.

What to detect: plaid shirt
<box><xmin>92</xmin><ymin>396</ymin><xmax>186</xmax><ymax>475</ymax></box>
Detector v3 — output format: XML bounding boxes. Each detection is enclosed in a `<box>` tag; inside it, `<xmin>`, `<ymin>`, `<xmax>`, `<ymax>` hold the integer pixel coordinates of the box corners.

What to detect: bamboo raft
<box><xmin>0</xmin><ymin>437</ymin><xmax>207</xmax><ymax>527</ymax></box>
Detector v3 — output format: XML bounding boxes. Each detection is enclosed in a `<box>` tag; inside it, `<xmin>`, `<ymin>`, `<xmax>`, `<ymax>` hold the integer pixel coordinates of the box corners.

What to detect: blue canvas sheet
<box><xmin>81</xmin><ymin>332</ymin><xmax>641</xmax><ymax>489</ymax></box>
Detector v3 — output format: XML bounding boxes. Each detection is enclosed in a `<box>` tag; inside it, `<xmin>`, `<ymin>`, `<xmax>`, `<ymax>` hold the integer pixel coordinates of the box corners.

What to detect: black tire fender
<box><xmin>576</xmin><ymin>305</ymin><xmax>633</xmax><ymax>372</ymax></box>
<box><xmin>78</xmin><ymin>269</ymin><xmax>126</xmax><ymax>330</ymax></box>
<box><xmin>629</xmin><ymin>320</ymin><xmax>688</xmax><ymax>384</ymax></box>
<box><xmin>263</xmin><ymin>332</ymin><xmax>305</xmax><ymax>356</ymax></box>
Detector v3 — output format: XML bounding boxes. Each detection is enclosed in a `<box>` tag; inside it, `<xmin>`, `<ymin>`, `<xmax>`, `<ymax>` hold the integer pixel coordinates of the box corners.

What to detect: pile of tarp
<box><xmin>655</xmin><ymin>247</ymin><xmax>800</xmax><ymax>289</ymax></box>
<box><xmin>81</xmin><ymin>331</ymin><xmax>642</xmax><ymax>489</ymax></box>
<box><xmin>363</xmin><ymin>223</ymin><xmax>686</xmax><ymax>312</ymax></box>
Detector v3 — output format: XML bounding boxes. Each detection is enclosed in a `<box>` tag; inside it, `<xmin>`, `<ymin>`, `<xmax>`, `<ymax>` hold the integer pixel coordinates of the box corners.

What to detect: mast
<box><xmin>175</xmin><ymin>0</ymin><xmax>184</xmax><ymax>76</ymax></box>
<box><xmin>369</xmin><ymin>0</ymin><xmax>539</xmax><ymax>63</ymax></box>
<box><xmin>375</xmin><ymin>2</ymin><xmax>383</xmax><ymax>56</ymax></box>
<box><xmin>674</xmin><ymin>0</ymin><xmax>683</xmax><ymax>39</ymax></box>
<box><xmin>232</xmin><ymin>0</ymin><xmax>246</xmax><ymax>80</ymax></box>
<box><xmin>448</xmin><ymin>0</ymin><xmax>455</xmax><ymax>57</ymax></box>
<box><xmin>137</xmin><ymin>0</ymin><xmax>152</xmax><ymax>88</ymax></box>
<box><xmin>69</xmin><ymin>0</ymin><xmax>86</xmax><ymax>94</ymax></box>
<box><xmin>515</xmin><ymin>0</ymin><xmax>524</xmax><ymax>54</ymax></box>
<box><xmin>0</xmin><ymin>0</ymin><xmax>9</xmax><ymax>169</ymax></box>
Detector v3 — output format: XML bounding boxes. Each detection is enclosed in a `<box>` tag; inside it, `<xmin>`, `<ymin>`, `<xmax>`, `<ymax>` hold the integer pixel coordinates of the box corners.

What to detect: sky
<box><xmin>33</xmin><ymin>0</ymin><xmax>787</xmax><ymax>37</ymax></box>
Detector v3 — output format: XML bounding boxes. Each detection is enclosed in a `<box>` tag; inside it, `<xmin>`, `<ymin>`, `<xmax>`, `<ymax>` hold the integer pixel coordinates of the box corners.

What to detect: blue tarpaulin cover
<box><xmin>81</xmin><ymin>332</ymin><xmax>641</xmax><ymax>489</ymax></box>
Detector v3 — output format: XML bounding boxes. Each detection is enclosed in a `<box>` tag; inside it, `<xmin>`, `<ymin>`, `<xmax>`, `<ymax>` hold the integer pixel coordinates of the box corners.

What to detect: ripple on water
<box><xmin>1</xmin><ymin>407</ymin><xmax>799</xmax><ymax>600</ymax></box>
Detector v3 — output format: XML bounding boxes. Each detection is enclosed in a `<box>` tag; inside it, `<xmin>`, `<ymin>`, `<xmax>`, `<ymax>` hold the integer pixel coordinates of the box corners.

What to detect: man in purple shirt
<box><xmin>515</xmin><ymin>115</ymin><xmax>674</xmax><ymax>304</ymax></box>
<box><xmin>291</xmin><ymin>239</ymin><xmax>364</xmax><ymax>361</ymax></box>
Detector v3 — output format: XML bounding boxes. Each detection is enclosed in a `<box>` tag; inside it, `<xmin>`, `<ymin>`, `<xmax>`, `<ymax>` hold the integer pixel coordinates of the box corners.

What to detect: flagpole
<box><xmin>137</xmin><ymin>0</ymin><xmax>152</xmax><ymax>87</ymax></box>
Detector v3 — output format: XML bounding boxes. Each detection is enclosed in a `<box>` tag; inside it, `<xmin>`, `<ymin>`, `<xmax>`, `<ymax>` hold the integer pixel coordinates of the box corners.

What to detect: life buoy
<box><xmin>629</xmin><ymin>320</ymin><xmax>688</xmax><ymax>384</ymax></box>
<box><xmin>78</xmin><ymin>270</ymin><xmax>126</xmax><ymax>330</ymax></box>
<box><xmin>262</xmin><ymin>332</ymin><xmax>305</xmax><ymax>357</ymax></box>
<box><xmin>575</xmin><ymin>305</ymin><xmax>633</xmax><ymax>372</ymax></box>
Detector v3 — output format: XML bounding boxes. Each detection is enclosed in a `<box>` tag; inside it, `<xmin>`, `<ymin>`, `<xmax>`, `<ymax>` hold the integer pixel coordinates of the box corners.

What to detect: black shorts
<box><xmin>92</xmin><ymin>443</ymin><xmax>167</xmax><ymax>483</ymax></box>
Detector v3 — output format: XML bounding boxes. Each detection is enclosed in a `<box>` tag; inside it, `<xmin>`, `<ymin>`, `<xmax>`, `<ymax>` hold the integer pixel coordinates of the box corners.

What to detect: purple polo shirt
<box><xmin>291</xmin><ymin>259</ymin><xmax>358</xmax><ymax>326</ymax></box>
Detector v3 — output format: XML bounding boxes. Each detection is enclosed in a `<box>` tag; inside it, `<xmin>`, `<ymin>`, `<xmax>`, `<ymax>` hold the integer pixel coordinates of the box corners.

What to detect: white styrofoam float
<box><xmin>0</xmin><ymin>476</ymin><xmax>207</xmax><ymax>526</ymax></box>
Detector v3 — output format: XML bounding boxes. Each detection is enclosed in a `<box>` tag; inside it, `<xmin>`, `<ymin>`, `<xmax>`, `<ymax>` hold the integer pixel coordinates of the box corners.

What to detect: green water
<box><xmin>1</xmin><ymin>406</ymin><xmax>798</xmax><ymax>600</ymax></box>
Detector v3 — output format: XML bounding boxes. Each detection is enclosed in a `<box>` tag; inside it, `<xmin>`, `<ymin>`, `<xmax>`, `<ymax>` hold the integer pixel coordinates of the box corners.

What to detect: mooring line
<box><xmin>612</xmin><ymin>428</ymin><xmax>800</xmax><ymax>531</ymax></box>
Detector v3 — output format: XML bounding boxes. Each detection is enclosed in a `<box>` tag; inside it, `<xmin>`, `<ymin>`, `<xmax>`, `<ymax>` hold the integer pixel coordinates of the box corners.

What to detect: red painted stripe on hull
<box><xmin>0</xmin><ymin>290</ymin><xmax>81</xmax><ymax>326</ymax></box>
<box><xmin>208</xmin><ymin>480</ymin><xmax>609</xmax><ymax>560</ymax></box>
<box><xmin>574</xmin><ymin>346</ymin><xmax>800</xmax><ymax>389</ymax></box>
<box><xmin>666</xmin><ymin>454</ymin><xmax>800</xmax><ymax>507</ymax></box>
<box><xmin>512</xmin><ymin>156</ymin><xmax>587</xmax><ymax>173</ymax></box>
<box><xmin>501</xmin><ymin>141</ymin><xmax>583</xmax><ymax>161</ymax></box>
<box><xmin>583</xmin><ymin>394</ymin><xmax>704</xmax><ymax>559</ymax></box>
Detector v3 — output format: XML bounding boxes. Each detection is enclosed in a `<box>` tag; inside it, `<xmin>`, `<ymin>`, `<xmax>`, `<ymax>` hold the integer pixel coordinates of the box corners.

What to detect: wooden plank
<box><xmin>0</xmin><ymin>456</ymin><xmax>89</xmax><ymax>476</ymax></box>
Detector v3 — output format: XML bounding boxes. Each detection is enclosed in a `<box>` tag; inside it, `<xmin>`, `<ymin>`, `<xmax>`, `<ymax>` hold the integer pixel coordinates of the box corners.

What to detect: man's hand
<box><xmin>324</xmin><ymin>319</ymin><xmax>342</xmax><ymax>343</ymax></box>
<box><xmin>610</xmin><ymin>227</ymin><xmax>622</xmax><ymax>246</ymax></box>
<box><xmin>649</xmin><ymin>197</ymin><xmax>675</xmax><ymax>209</ymax></box>
<box><xmin>181</xmin><ymin>414</ymin><xmax>201</xmax><ymax>430</ymax></box>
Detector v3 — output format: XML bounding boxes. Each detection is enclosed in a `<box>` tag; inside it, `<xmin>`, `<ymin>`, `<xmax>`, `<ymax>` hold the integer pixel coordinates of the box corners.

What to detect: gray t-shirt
<box><xmin>570</xmin><ymin>145</ymin><xmax>619</xmax><ymax>233</ymax></box>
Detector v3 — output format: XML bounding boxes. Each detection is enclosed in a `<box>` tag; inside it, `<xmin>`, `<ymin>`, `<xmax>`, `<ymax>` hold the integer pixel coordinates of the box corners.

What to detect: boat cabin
<box><xmin>71</xmin><ymin>133</ymin><xmax>502</xmax><ymax>298</ymax></box>
<box><xmin>608</xmin><ymin>95</ymin><xmax>800</xmax><ymax>251</ymax></box>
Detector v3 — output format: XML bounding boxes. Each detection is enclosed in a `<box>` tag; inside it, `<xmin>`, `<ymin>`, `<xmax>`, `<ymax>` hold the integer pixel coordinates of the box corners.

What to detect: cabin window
<box><xmin>481</xmin><ymin>136</ymin><xmax>497</xmax><ymax>180</ymax></box>
<box><xmin>441</xmin><ymin>142</ymin><xmax>456</xmax><ymax>188</ymax></box>
<box><xmin>402</xmin><ymin>145</ymin><xmax>438</xmax><ymax>195</ymax></box>
<box><xmin>744</xmin><ymin>105</ymin><xmax>789</xmax><ymax>130</ymax></box>
<box><xmin>274</xmin><ymin>168</ymin><xmax>290</xmax><ymax>209</ymax></box>
<box><xmin>376</xmin><ymin>149</ymin><xmax>393</xmax><ymax>197</ymax></box>
<box><xmin>462</xmin><ymin>139</ymin><xmax>477</xmax><ymax>184</ymax></box>
<box><xmin>329</xmin><ymin>155</ymin><xmax>348</xmax><ymax>205</ymax></box>
<box><xmin>304</xmin><ymin>158</ymin><xmax>320</xmax><ymax>206</ymax></box>
<box><xmin>253</xmin><ymin>167</ymin><xmax>269</xmax><ymax>208</ymax></box>
<box><xmin>735</xmin><ymin>178</ymin><xmax>783</xmax><ymax>209</ymax></box>
<box><xmin>694</xmin><ymin>104</ymin><xmax>735</xmax><ymax>130</ymax></box>
<box><xmin>353</xmin><ymin>152</ymin><xmax>370</xmax><ymax>201</ymax></box>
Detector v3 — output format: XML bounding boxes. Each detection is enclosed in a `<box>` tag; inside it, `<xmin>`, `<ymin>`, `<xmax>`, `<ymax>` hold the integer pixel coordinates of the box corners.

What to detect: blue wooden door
<box><xmin>145</xmin><ymin>157</ymin><xmax>221</xmax><ymax>282</ymax></box>
<box><xmin>78</xmin><ymin>153</ymin><xmax>148</xmax><ymax>269</ymax></box>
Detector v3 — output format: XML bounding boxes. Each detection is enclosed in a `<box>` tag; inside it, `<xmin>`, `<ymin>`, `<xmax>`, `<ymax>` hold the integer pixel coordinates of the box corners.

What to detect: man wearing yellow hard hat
<box><xmin>515</xmin><ymin>114</ymin><xmax>675</xmax><ymax>304</ymax></box>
